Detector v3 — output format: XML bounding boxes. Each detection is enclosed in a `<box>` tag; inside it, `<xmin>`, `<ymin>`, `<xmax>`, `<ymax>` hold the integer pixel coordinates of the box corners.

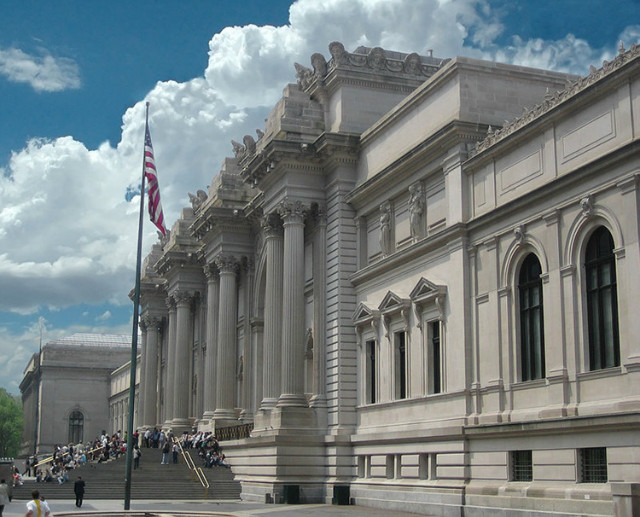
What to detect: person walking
<box><xmin>73</xmin><ymin>476</ymin><xmax>85</xmax><ymax>508</ymax></box>
<box><xmin>0</xmin><ymin>478</ymin><xmax>9</xmax><ymax>517</ymax></box>
<box><xmin>25</xmin><ymin>489</ymin><xmax>51</xmax><ymax>517</ymax></box>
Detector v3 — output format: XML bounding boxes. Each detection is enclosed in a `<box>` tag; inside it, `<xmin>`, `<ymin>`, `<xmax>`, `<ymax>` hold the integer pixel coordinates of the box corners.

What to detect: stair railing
<box><xmin>173</xmin><ymin>438</ymin><xmax>209</xmax><ymax>489</ymax></box>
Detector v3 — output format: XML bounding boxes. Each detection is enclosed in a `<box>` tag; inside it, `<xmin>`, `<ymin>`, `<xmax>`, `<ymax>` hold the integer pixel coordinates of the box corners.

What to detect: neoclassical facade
<box><xmin>136</xmin><ymin>42</ymin><xmax>640</xmax><ymax>515</ymax></box>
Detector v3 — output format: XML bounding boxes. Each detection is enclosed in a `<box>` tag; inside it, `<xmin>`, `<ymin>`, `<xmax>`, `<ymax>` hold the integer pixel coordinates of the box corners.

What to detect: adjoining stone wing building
<box><xmin>20</xmin><ymin>333</ymin><xmax>135</xmax><ymax>455</ymax></box>
<box><xmin>136</xmin><ymin>42</ymin><xmax>640</xmax><ymax>515</ymax></box>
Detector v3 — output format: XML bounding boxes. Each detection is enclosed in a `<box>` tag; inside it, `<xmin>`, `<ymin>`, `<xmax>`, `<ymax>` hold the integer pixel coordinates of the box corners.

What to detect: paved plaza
<box><xmin>3</xmin><ymin>498</ymin><xmax>425</xmax><ymax>516</ymax></box>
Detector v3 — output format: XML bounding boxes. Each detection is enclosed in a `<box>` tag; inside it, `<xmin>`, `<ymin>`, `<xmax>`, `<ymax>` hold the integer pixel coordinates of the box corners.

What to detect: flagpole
<box><xmin>124</xmin><ymin>101</ymin><xmax>150</xmax><ymax>510</ymax></box>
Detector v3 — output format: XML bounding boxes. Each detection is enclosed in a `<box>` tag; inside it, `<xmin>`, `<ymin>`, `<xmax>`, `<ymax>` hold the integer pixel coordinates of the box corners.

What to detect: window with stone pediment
<box><xmin>353</xmin><ymin>303</ymin><xmax>380</xmax><ymax>405</ymax></box>
<box><xmin>518</xmin><ymin>253</ymin><xmax>546</xmax><ymax>381</ymax></box>
<box><xmin>379</xmin><ymin>292</ymin><xmax>411</xmax><ymax>401</ymax></box>
<box><xmin>584</xmin><ymin>226</ymin><xmax>619</xmax><ymax>370</ymax></box>
<box><xmin>410</xmin><ymin>278</ymin><xmax>446</xmax><ymax>395</ymax></box>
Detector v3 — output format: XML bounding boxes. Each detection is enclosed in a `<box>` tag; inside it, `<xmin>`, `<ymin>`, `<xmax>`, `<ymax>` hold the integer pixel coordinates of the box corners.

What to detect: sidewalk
<box><xmin>3</xmin><ymin>498</ymin><xmax>425</xmax><ymax>516</ymax></box>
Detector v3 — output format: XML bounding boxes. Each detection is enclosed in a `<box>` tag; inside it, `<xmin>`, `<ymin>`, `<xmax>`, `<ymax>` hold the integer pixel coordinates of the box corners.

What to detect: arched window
<box><xmin>68</xmin><ymin>410</ymin><xmax>84</xmax><ymax>444</ymax></box>
<box><xmin>519</xmin><ymin>253</ymin><xmax>545</xmax><ymax>381</ymax></box>
<box><xmin>585</xmin><ymin>226</ymin><xmax>619</xmax><ymax>370</ymax></box>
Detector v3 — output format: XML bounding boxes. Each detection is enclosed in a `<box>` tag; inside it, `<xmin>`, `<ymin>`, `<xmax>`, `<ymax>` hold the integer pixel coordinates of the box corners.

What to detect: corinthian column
<box><xmin>213</xmin><ymin>254</ymin><xmax>238</xmax><ymax>422</ymax></box>
<box><xmin>142</xmin><ymin>316</ymin><xmax>161</xmax><ymax>427</ymax></box>
<box><xmin>278</xmin><ymin>200</ymin><xmax>308</xmax><ymax>407</ymax></box>
<box><xmin>164</xmin><ymin>297</ymin><xmax>177</xmax><ymax>427</ymax></box>
<box><xmin>172</xmin><ymin>290</ymin><xmax>193</xmax><ymax>428</ymax></box>
<box><xmin>261</xmin><ymin>213</ymin><xmax>283</xmax><ymax>410</ymax></box>
<box><xmin>202</xmin><ymin>264</ymin><xmax>220</xmax><ymax>421</ymax></box>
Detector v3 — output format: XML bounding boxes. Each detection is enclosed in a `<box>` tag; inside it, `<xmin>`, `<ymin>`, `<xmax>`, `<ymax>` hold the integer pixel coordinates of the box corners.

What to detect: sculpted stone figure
<box><xmin>379</xmin><ymin>202</ymin><xmax>392</xmax><ymax>255</ymax></box>
<box><xmin>243</xmin><ymin>134</ymin><xmax>256</xmax><ymax>156</ymax></box>
<box><xmin>311</xmin><ymin>52</ymin><xmax>328</xmax><ymax>78</ymax></box>
<box><xmin>231</xmin><ymin>139</ymin><xmax>245</xmax><ymax>158</ymax></box>
<box><xmin>188</xmin><ymin>189</ymin><xmax>208</xmax><ymax>211</ymax></box>
<box><xmin>294</xmin><ymin>62</ymin><xmax>314</xmax><ymax>89</ymax></box>
<box><xmin>329</xmin><ymin>41</ymin><xmax>349</xmax><ymax>66</ymax></box>
<box><xmin>403</xmin><ymin>52</ymin><xmax>422</xmax><ymax>75</ymax></box>
<box><xmin>367</xmin><ymin>47</ymin><xmax>386</xmax><ymax>70</ymax></box>
<box><xmin>409</xmin><ymin>183</ymin><xmax>424</xmax><ymax>240</ymax></box>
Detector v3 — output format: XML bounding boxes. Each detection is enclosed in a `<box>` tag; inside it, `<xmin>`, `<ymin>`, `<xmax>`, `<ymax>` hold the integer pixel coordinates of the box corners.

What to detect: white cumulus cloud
<box><xmin>0</xmin><ymin>47</ymin><xmax>81</xmax><ymax>92</ymax></box>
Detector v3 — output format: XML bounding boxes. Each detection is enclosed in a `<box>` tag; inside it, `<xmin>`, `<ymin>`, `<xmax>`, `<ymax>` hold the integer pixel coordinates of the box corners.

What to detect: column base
<box><xmin>259</xmin><ymin>397</ymin><xmax>278</xmax><ymax>411</ymax></box>
<box><xmin>170</xmin><ymin>418</ymin><xmax>192</xmax><ymax>434</ymax></box>
<box><xmin>277</xmin><ymin>393</ymin><xmax>308</xmax><ymax>408</ymax></box>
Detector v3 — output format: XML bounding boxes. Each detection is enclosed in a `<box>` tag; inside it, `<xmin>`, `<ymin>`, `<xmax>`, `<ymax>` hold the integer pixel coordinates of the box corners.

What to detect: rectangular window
<box><xmin>510</xmin><ymin>450</ymin><xmax>533</xmax><ymax>481</ymax></box>
<box><xmin>366</xmin><ymin>339</ymin><xmax>377</xmax><ymax>404</ymax></box>
<box><xmin>394</xmin><ymin>331</ymin><xmax>407</xmax><ymax>399</ymax></box>
<box><xmin>579</xmin><ymin>447</ymin><xmax>607</xmax><ymax>483</ymax></box>
<box><xmin>430</xmin><ymin>321</ymin><xmax>442</xmax><ymax>394</ymax></box>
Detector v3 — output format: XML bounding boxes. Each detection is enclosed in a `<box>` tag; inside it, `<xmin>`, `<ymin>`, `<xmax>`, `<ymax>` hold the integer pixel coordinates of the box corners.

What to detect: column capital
<box><xmin>261</xmin><ymin>212</ymin><xmax>283</xmax><ymax>238</ymax></box>
<box><xmin>214</xmin><ymin>253</ymin><xmax>239</xmax><ymax>274</ymax></box>
<box><xmin>142</xmin><ymin>315</ymin><xmax>162</xmax><ymax>330</ymax></box>
<box><xmin>165</xmin><ymin>296</ymin><xmax>177</xmax><ymax>312</ymax></box>
<box><xmin>277</xmin><ymin>199</ymin><xmax>306</xmax><ymax>224</ymax></box>
<box><xmin>204</xmin><ymin>262</ymin><xmax>220</xmax><ymax>281</ymax></box>
<box><xmin>172</xmin><ymin>289</ymin><xmax>194</xmax><ymax>308</ymax></box>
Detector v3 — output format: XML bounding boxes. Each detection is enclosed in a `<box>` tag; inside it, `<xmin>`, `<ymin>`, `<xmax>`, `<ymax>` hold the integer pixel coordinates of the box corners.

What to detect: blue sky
<box><xmin>0</xmin><ymin>0</ymin><xmax>638</xmax><ymax>394</ymax></box>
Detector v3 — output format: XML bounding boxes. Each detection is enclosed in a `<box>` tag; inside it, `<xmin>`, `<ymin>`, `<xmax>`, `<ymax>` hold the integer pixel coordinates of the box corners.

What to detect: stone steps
<box><xmin>12</xmin><ymin>446</ymin><xmax>241</xmax><ymax>500</ymax></box>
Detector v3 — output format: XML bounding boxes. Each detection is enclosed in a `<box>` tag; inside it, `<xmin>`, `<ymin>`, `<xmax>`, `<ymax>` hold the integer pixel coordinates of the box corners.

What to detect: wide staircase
<box><xmin>12</xmin><ymin>446</ymin><xmax>241</xmax><ymax>501</ymax></box>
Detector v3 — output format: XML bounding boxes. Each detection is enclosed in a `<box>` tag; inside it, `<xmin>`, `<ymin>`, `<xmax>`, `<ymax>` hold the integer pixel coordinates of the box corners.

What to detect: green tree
<box><xmin>0</xmin><ymin>388</ymin><xmax>22</xmax><ymax>458</ymax></box>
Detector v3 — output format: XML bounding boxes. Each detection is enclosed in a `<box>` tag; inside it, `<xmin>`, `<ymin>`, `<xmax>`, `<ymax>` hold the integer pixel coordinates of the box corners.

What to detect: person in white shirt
<box><xmin>25</xmin><ymin>490</ymin><xmax>51</xmax><ymax>517</ymax></box>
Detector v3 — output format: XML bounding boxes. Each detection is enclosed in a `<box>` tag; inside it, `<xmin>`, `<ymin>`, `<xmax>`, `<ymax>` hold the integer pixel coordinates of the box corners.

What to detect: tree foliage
<box><xmin>0</xmin><ymin>388</ymin><xmax>22</xmax><ymax>458</ymax></box>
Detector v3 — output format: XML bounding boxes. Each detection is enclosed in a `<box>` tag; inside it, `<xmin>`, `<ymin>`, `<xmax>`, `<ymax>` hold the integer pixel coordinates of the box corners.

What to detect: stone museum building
<box><xmin>24</xmin><ymin>41</ymin><xmax>640</xmax><ymax>515</ymax></box>
<box><xmin>20</xmin><ymin>333</ymin><xmax>136</xmax><ymax>454</ymax></box>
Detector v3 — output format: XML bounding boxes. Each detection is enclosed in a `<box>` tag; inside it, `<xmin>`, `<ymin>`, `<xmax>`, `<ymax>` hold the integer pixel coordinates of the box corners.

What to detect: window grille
<box><xmin>579</xmin><ymin>447</ymin><xmax>607</xmax><ymax>483</ymax></box>
<box><xmin>511</xmin><ymin>450</ymin><xmax>533</xmax><ymax>482</ymax></box>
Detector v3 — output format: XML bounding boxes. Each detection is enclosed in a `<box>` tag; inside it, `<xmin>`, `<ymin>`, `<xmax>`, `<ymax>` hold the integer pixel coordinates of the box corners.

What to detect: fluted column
<box><xmin>310</xmin><ymin>207</ymin><xmax>328</xmax><ymax>409</ymax></box>
<box><xmin>240</xmin><ymin>258</ymin><xmax>255</xmax><ymax>422</ymax></box>
<box><xmin>164</xmin><ymin>297</ymin><xmax>177</xmax><ymax>427</ymax></box>
<box><xmin>142</xmin><ymin>316</ymin><xmax>161</xmax><ymax>427</ymax></box>
<box><xmin>213</xmin><ymin>254</ymin><xmax>239</xmax><ymax>421</ymax></box>
<box><xmin>278</xmin><ymin>201</ymin><xmax>308</xmax><ymax>407</ymax></box>
<box><xmin>172</xmin><ymin>290</ymin><xmax>194</xmax><ymax>427</ymax></box>
<box><xmin>261</xmin><ymin>214</ymin><xmax>283</xmax><ymax>410</ymax></box>
<box><xmin>202</xmin><ymin>264</ymin><xmax>220</xmax><ymax>421</ymax></box>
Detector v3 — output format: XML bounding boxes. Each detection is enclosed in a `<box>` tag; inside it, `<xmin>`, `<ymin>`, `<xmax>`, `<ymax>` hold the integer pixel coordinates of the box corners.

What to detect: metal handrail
<box><xmin>172</xmin><ymin>437</ymin><xmax>207</xmax><ymax>489</ymax></box>
<box><xmin>196</xmin><ymin>466</ymin><xmax>210</xmax><ymax>488</ymax></box>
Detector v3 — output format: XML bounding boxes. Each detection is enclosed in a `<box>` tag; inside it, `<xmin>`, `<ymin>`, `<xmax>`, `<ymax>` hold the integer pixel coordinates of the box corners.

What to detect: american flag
<box><xmin>144</xmin><ymin>123</ymin><xmax>166</xmax><ymax>236</ymax></box>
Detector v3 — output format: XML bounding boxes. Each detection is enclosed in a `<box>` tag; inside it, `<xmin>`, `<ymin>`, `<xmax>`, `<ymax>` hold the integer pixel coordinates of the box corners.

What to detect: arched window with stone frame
<box><xmin>584</xmin><ymin>226</ymin><xmax>620</xmax><ymax>370</ymax></box>
<box><xmin>518</xmin><ymin>253</ymin><xmax>546</xmax><ymax>381</ymax></box>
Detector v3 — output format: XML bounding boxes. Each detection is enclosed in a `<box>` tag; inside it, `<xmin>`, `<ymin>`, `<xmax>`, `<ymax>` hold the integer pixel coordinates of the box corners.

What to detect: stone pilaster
<box><xmin>277</xmin><ymin>200</ymin><xmax>308</xmax><ymax>407</ymax></box>
<box><xmin>213</xmin><ymin>254</ymin><xmax>239</xmax><ymax>423</ymax></box>
<box><xmin>202</xmin><ymin>264</ymin><xmax>220</xmax><ymax>421</ymax></box>
<box><xmin>310</xmin><ymin>207</ymin><xmax>328</xmax><ymax>411</ymax></box>
<box><xmin>142</xmin><ymin>315</ymin><xmax>161</xmax><ymax>428</ymax></box>
<box><xmin>172</xmin><ymin>290</ymin><xmax>194</xmax><ymax>429</ymax></box>
<box><xmin>260</xmin><ymin>213</ymin><xmax>283</xmax><ymax>410</ymax></box>
<box><xmin>164</xmin><ymin>296</ymin><xmax>177</xmax><ymax>427</ymax></box>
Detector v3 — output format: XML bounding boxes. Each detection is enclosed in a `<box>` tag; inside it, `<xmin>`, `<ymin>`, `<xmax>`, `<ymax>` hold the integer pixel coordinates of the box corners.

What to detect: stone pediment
<box><xmin>378</xmin><ymin>291</ymin><xmax>411</xmax><ymax>316</ymax></box>
<box><xmin>353</xmin><ymin>303</ymin><xmax>380</xmax><ymax>326</ymax></box>
<box><xmin>409</xmin><ymin>277</ymin><xmax>447</xmax><ymax>305</ymax></box>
